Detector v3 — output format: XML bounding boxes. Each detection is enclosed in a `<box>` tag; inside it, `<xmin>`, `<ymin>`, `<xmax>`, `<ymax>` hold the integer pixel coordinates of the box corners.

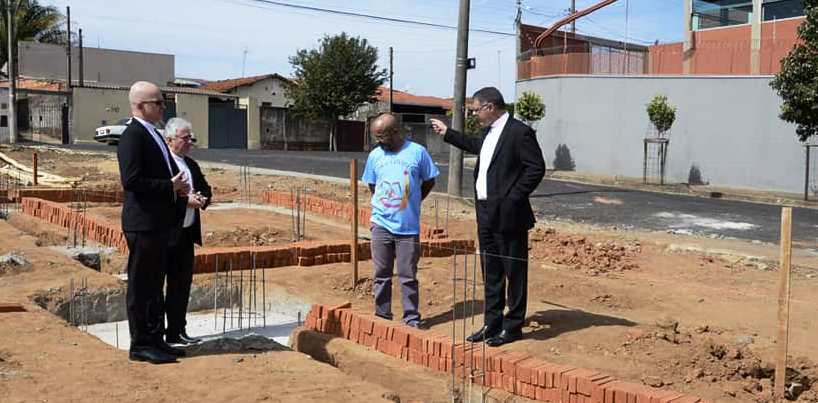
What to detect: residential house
<box><xmin>201</xmin><ymin>74</ymin><xmax>291</xmax><ymax>107</ymax></box>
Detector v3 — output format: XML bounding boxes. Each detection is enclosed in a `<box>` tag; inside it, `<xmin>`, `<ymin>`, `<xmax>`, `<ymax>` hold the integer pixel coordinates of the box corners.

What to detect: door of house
<box><xmin>208</xmin><ymin>102</ymin><xmax>247</xmax><ymax>149</ymax></box>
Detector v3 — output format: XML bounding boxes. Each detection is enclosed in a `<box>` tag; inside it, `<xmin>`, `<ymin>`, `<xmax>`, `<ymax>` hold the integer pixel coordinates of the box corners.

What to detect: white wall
<box><xmin>517</xmin><ymin>75</ymin><xmax>803</xmax><ymax>193</ymax></box>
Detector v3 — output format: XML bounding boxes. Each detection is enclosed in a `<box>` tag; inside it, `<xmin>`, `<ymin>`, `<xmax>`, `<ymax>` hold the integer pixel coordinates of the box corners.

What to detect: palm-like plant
<box><xmin>0</xmin><ymin>0</ymin><xmax>67</xmax><ymax>71</ymax></box>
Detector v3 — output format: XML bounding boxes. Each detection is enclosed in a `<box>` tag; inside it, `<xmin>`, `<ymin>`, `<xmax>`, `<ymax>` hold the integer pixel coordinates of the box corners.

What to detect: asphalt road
<box><xmin>65</xmin><ymin>143</ymin><xmax>818</xmax><ymax>244</ymax></box>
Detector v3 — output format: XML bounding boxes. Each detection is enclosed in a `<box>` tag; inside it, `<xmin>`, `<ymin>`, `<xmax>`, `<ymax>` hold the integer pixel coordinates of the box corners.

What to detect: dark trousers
<box><xmin>370</xmin><ymin>224</ymin><xmax>422</xmax><ymax>325</ymax></box>
<box><xmin>476</xmin><ymin>201</ymin><xmax>529</xmax><ymax>334</ymax></box>
<box><xmin>125</xmin><ymin>230</ymin><xmax>174</xmax><ymax>349</ymax></box>
<box><xmin>166</xmin><ymin>227</ymin><xmax>195</xmax><ymax>336</ymax></box>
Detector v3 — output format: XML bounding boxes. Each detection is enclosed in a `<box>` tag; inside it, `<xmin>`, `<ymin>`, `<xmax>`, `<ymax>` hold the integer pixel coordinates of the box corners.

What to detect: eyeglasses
<box><xmin>466</xmin><ymin>103</ymin><xmax>491</xmax><ymax>116</ymax></box>
<box><xmin>176</xmin><ymin>135</ymin><xmax>196</xmax><ymax>143</ymax></box>
<box><xmin>140</xmin><ymin>99</ymin><xmax>165</xmax><ymax>107</ymax></box>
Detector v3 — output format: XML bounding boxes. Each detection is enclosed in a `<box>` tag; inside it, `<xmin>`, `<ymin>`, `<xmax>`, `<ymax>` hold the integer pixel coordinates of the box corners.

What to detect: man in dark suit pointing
<box><xmin>118</xmin><ymin>81</ymin><xmax>189</xmax><ymax>364</ymax></box>
<box><xmin>430</xmin><ymin>87</ymin><xmax>545</xmax><ymax>347</ymax></box>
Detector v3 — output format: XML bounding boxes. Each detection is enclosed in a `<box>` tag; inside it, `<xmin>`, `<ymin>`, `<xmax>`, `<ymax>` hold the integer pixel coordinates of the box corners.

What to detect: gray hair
<box><xmin>164</xmin><ymin>117</ymin><xmax>192</xmax><ymax>139</ymax></box>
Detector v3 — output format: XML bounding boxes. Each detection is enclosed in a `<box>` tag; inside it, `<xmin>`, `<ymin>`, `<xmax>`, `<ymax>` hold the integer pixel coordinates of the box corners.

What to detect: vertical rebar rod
<box><xmin>290</xmin><ymin>188</ymin><xmax>296</xmax><ymax>241</ymax></box>
<box><xmin>472</xmin><ymin>252</ymin><xmax>477</xmax><ymax>326</ymax></box>
<box><xmin>228</xmin><ymin>259</ymin><xmax>233</xmax><ymax>329</ymax></box>
<box><xmin>302</xmin><ymin>185</ymin><xmax>307</xmax><ymax>240</ymax></box>
<box><xmin>69</xmin><ymin>278</ymin><xmax>74</xmax><ymax>326</ymax></box>
<box><xmin>451</xmin><ymin>253</ymin><xmax>456</xmax><ymax>402</ymax></box>
<box><xmin>435</xmin><ymin>199</ymin><xmax>439</xmax><ymax>229</ymax></box>
<box><xmin>214</xmin><ymin>255</ymin><xmax>219</xmax><ymax>331</ymax></box>
<box><xmin>445</xmin><ymin>196</ymin><xmax>450</xmax><ymax>233</ymax></box>
<box><xmin>262</xmin><ymin>264</ymin><xmax>267</xmax><ymax>328</ymax></box>
<box><xmin>239</xmin><ymin>255</ymin><xmax>244</xmax><ymax>330</ymax></box>
<box><xmin>252</xmin><ymin>252</ymin><xmax>257</xmax><ymax>328</ymax></box>
<box><xmin>222</xmin><ymin>257</ymin><xmax>228</xmax><ymax>334</ymax></box>
<box><xmin>82</xmin><ymin>277</ymin><xmax>88</xmax><ymax>331</ymax></box>
<box><xmin>462</xmin><ymin>252</ymin><xmax>468</xmax><ymax>395</ymax></box>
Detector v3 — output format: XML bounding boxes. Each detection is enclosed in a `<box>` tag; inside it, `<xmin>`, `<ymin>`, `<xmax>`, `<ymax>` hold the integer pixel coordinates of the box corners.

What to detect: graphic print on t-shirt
<box><xmin>377</xmin><ymin>169</ymin><xmax>410</xmax><ymax>210</ymax></box>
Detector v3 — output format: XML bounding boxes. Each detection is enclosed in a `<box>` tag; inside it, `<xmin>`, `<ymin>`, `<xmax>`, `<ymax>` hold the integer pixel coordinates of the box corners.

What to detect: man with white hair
<box><xmin>162</xmin><ymin>117</ymin><xmax>211</xmax><ymax>346</ymax></box>
<box><xmin>118</xmin><ymin>81</ymin><xmax>189</xmax><ymax>364</ymax></box>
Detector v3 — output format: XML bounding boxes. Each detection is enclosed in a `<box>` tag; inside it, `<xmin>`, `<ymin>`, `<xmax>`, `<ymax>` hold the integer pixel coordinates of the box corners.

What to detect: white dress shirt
<box><xmin>476</xmin><ymin>112</ymin><xmax>509</xmax><ymax>200</ymax></box>
<box><xmin>133</xmin><ymin>116</ymin><xmax>174</xmax><ymax>176</ymax></box>
<box><xmin>170</xmin><ymin>152</ymin><xmax>196</xmax><ymax>228</ymax></box>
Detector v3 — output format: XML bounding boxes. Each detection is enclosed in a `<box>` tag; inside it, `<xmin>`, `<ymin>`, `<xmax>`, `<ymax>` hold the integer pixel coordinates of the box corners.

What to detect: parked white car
<box><xmin>94</xmin><ymin>118</ymin><xmax>165</xmax><ymax>145</ymax></box>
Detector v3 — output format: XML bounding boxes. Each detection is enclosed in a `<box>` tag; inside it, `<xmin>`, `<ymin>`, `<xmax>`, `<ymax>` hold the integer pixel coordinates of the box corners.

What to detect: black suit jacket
<box><xmin>183</xmin><ymin>156</ymin><xmax>212</xmax><ymax>246</ymax></box>
<box><xmin>444</xmin><ymin>116</ymin><xmax>545</xmax><ymax>233</ymax></box>
<box><xmin>117</xmin><ymin>119</ymin><xmax>184</xmax><ymax>232</ymax></box>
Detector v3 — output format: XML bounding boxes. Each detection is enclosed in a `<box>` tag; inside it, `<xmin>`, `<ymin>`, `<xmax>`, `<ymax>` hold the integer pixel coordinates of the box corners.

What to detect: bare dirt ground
<box><xmin>2</xmin><ymin>145</ymin><xmax>818</xmax><ymax>402</ymax></box>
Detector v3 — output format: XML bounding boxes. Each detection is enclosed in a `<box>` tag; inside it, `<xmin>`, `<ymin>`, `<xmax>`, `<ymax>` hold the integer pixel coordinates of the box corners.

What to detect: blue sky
<box><xmin>45</xmin><ymin>0</ymin><xmax>683</xmax><ymax>99</ymax></box>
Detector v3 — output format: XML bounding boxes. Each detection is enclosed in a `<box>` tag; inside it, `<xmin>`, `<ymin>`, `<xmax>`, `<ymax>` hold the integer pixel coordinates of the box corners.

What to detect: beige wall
<box><xmin>240</xmin><ymin>97</ymin><xmax>261</xmax><ymax>150</ymax></box>
<box><xmin>19</xmin><ymin>41</ymin><xmax>174</xmax><ymax>86</ymax></box>
<box><xmin>175</xmin><ymin>93</ymin><xmax>210</xmax><ymax>148</ymax></box>
<box><xmin>71</xmin><ymin>87</ymin><xmax>131</xmax><ymax>142</ymax></box>
<box><xmin>230</xmin><ymin>78</ymin><xmax>289</xmax><ymax>107</ymax></box>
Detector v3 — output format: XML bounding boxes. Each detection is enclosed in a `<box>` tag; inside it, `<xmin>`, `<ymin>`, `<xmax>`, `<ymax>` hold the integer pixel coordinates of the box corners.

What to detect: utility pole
<box><xmin>66</xmin><ymin>6</ymin><xmax>71</xmax><ymax>88</ymax></box>
<box><xmin>571</xmin><ymin>0</ymin><xmax>577</xmax><ymax>33</ymax></box>
<box><xmin>7</xmin><ymin>0</ymin><xmax>16</xmax><ymax>144</ymax></box>
<box><xmin>78</xmin><ymin>29</ymin><xmax>84</xmax><ymax>86</ymax></box>
<box><xmin>516</xmin><ymin>0</ymin><xmax>522</xmax><ymax>60</ymax></box>
<box><xmin>388</xmin><ymin>46</ymin><xmax>393</xmax><ymax>113</ymax></box>
<box><xmin>447</xmin><ymin>0</ymin><xmax>470</xmax><ymax>197</ymax></box>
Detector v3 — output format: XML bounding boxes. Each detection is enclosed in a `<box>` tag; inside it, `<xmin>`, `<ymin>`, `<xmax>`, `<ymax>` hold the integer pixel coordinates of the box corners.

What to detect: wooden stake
<box><xmin>32</xmin><ymin>152</ymin><xmax>38</xmax><ymax>186</ymax></box>
<box><xmin>350</xmin><ymin>159</ymin><xmax>359</xmax><ymax>288</ymax></box>
<box><xmin>775</xmin><ymin>206</ymin><xmax>793</xmax><ymax>401</ymax></box>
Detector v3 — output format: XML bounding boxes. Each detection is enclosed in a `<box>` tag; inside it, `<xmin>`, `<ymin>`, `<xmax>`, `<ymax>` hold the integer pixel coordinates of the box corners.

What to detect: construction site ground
<box><xmin>2</xmin><ymin>144</ymin><xmax>818</xmax><ymax>402</ymax></box>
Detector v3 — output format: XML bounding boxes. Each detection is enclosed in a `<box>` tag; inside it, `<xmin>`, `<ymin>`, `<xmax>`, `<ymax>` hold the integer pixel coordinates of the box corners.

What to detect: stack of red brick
<box><xmin>305</xmin><ymin>303</ymin><xmax>710</xmax><ymax>403</ymax></box>
<box><xmin>423</xmin><ymin>227</ymin><xmax>449</xmax><ymax>240</ymax></box>
<box><xmin>21</xmin><ymin>197</ymin><xmax>128</xmax><ymax>253</ymax></box>
<box><xmin>192</xmin><ymin>238</ymin><xmax>475</xmax><ymax>273</ymax></box>
<box><xmin>262</xmin><ymin>191</ymin><xmax>372</xmax><ymax>225</ymax></box>
<box><xmin>261</xmin><ymin>190</ymin><xmax>451</xmax><ymax>240</ymax></box>
<box><xmin>14</xmin><ymin>188</ymin><xmax>123</xmax><ymax>203</ymax></box>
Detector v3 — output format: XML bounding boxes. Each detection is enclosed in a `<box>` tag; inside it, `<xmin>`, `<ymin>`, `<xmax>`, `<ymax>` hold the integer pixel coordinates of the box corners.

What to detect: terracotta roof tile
<box><xmin>0</xmin><ymin>78</ymin><xmax>64</xmax><ymax>92</ymax></box>
<box><xmin>376</xmin><ymin>86</ymin><xmax>453</xmax><ymax>109</ymax></box>
<box><xmin>200</xmin><ymin>73</ymin><xmax>291</xmax><ymax>93</ymax></box>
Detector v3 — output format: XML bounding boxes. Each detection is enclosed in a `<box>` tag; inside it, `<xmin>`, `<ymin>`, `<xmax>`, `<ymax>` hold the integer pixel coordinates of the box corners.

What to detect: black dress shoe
<box><xmin>129</xmin><ymin>347</ymin><xmax>177</xmax><ymax>364</ymax></box>
<box><xmin>179</xmin><ymin>332</ymin><xmax>202</xmax><ymax>344</ymax></box>
<box><xmin>486</xmin><ymin>330</ymin><xmax>523</xmax><ymax>347</ymax></box>
<box><xmin>155</xmin><ymin>340</ymin><xmax>186</xmax><ymax>357</ymax></box>
<box><xmin>466</xmin><ymin>326</ymin><xmax>499</xmax><ymax>343</ymax></box>
<box><xmin>167</xmin><ymin>332</ymin><xmax>202</xmax><ymax>345</ymax></box>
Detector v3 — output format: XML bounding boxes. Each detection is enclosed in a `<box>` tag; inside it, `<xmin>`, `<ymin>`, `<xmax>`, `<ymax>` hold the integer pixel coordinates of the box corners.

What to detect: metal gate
<box><xmin>21</xmin><ymin>95</ymin><xmax>69</xmax><ymax>144</ymax></box>
<box><xmin>163</xmin><ymin>99</ymin><xmax>176</xmax><ymax>123</ymax></box>
<box><xmin>208</xmin><ymin>102</ymin><xmax>247</xmax><ymax>149</ymax></box>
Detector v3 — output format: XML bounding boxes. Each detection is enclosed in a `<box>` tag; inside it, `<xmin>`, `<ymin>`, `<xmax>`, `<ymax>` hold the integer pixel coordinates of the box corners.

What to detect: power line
<box><xmin>241</xmin><ymin>0</ymin><xmax>515</xmax><ymax>36</ymax></box>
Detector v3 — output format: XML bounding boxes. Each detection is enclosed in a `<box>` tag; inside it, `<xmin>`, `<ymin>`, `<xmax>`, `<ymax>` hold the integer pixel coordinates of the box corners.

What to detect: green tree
<box><xmin>445</xmin><ymin>109</ymin><xmax>481</xmax><ymax>136</ymax></box>
<box><xmin>286</xmin><ymin>33</ymin><xmax>386</xmax><ymax>150</ymax></box>
<box><xmin>515</xmin><ymin>91</ymin><xmax>545</xmax><ymax>125</ymax></box>
<box><xmin>553</xmin><ymin>144</ymin><xmax>575</xmax><ymax>171</ymax></box>
<box><xmin>646</xmin><ymin>94</ymin><xmax>676</xmax><ymax>136</ymax></box>
<box><xmin>1</xmin><ymin>0</ymin><xmax>67</xmax><ymax>70</ymax></box>
<box><xmin>771</xmin><ymin>0</ymin><xmax>818</xmax><ymax>142</ymax></box>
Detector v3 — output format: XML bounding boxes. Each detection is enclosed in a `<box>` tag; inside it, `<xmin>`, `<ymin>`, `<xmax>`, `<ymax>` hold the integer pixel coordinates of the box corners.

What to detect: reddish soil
<box><xmin>3</xmin><ymin>145</ymin><xmax>818</xmax><ymax>402</ymax></box>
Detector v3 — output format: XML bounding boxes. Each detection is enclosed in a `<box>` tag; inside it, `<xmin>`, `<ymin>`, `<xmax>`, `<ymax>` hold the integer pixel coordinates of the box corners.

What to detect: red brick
<box><xmin>499</xmin><ymin>351</ymin><xmax>530</xmax><ymax>375</ymax></box>
<box><xmin>502</xmin><ymin>374</ymin><xmax>516</xmax><ymax>394</ymax></box>
<box><xmin>359</xmin><ymin>317</ymin><xmax>374</xmax><ymax>334</ymax></box>
<box><xmin>514</xmin><ymin>358</ymin><xmax>543</xmax><ymax>384</ymax></box>
<box><xmin>373</xmin><ymin>322</ymin><xmax>389</xmax><ymax>339</ymax></box>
